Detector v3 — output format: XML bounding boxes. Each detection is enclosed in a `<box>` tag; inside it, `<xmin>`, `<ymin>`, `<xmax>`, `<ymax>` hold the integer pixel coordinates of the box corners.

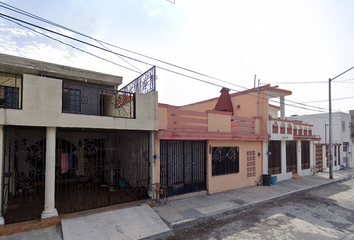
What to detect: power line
<box><xmin>0</xmin><ymin>9</ymin><xmax>331</xmax><ymax>113</ymax></box>
<box><xmin>0</xmin><ymin>14</ymin><xmax>142</xmax><ymax>74</ymax></box>
<box><xmin>0</xmin><ymin>12</ymin><xmax>236</xmax><ymax>89</ymax></box>
<box><xmin>0</xmin><ymin>2</ymin><xmax>237</xmax><ymax>88</ymax></box>
<box><xmin>262</xmin><ymin>79</ymin><xmax>354</xmax><ymax>85</ymax></box>
<box><xmin>302</xmin><ymin>96</ymin><xmax>354</xmax><ymax>103</ymax></box>
<box><xmin>0</xmin><ymin>1</ymin><xmax>142</xmax><ymax>73</ymax></box>
<box><xmin>0</xmin><ymin>1</ymin><xmax>334</xmax><ymax>113</ymax></box>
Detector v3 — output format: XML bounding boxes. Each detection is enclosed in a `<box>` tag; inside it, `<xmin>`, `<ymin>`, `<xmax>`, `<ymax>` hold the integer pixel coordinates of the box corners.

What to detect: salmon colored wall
<box><xmin>180</xmin><ymin>91</ymin><xmax>269</xmax><ymax>135</ymax></box>
<box><xmin>179</xmin><ymin>100</ymin><xmax>218</xmax><ymax>112</ymax></box>
<box><xmin>180</xmin><ymin>91</ymin><xmax>268</xmax><ymax>118</ymax></box>
<box><xmin>158</xmin><ymin>106</ymin><xmax>167</xmax><ymax>129</ymax></box>
<box><xmin>206</xmin><ymin>140</ymin><xmax>263</xmax><ymax>194</ymax></box>
<box><xmin>208</xmin><ymin>111</ymin><xmax>231</xmax><ymax>132</ymax></box>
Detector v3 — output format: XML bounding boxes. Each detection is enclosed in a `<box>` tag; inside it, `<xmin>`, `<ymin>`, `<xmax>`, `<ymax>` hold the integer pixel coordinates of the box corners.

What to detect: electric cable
<box><xmin>0</xmin><ymin>3</ymin><xmax>336</xmax><ymax>112</ymax></box>
<box><xmin>0</xmin><ymin>1</ymin><xmax>143</xmax><ymax>73</ymax></box>
<box><xmin>0</xmin><ymin>10</ymin><xmax>337</xmax><ymax>113</ymax></box>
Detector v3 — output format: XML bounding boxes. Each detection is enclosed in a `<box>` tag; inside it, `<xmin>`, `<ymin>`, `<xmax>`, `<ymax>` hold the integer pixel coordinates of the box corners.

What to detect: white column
<box><xmin>0</xmin><ymin>125</ymin><xmax>4</xmax><ymax>225</ymax></box>
<box><xmin>297</xmin><ymin>141</ymin><xmax>302</xmax><ymax>174</ymax></box>
<box><xmin>310</xmin><ymin>141</ymin><xmax>314</xmax><ymax>168</ymax></box>
<box><xmin>281</xmin><ymin>140</ymin><xmax>286</xmax><ymax>174</ymax></box>
<box><xmin>41</xmin><ymin>127</ymin><xmax>58</xmax><ymax>219</ymax></box>
<box><xmin>280</xmin><ymin>96</ymin><xmax>285</xmax><ymax>120</ymax></box>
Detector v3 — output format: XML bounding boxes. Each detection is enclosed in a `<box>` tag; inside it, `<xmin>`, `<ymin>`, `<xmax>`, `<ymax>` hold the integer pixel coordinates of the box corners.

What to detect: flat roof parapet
<box><xmin>0</xmin><ymin>53</ymin><xmax>122</xmax><ymax>87</ymax></box>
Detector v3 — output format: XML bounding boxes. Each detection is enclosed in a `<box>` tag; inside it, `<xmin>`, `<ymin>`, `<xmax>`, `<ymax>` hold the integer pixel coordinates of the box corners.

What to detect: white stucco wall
<box><xmin>0</xmin><ymin>74</ymin><xmax>158</xmax><ymax>131</ymax></box>
<box><xmin>287</xmin><ymin>112</ymin><xmax>353</xmax><ymax>169</ymax></box>
<box><xmin>287</xmin><ymin>112</ymin><xmax>351</xmax><ymax>144</ymax></box>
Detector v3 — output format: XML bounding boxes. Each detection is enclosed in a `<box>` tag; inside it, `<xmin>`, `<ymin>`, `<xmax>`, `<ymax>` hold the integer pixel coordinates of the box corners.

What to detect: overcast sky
<box><xmin>0</xmin><ymin>0</ymin><xmax>353</xmax><ymax>120</ymax></box>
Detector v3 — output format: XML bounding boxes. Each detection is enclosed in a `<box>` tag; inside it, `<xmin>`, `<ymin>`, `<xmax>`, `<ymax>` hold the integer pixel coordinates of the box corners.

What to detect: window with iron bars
<box><xmin>212</xmin><ymin>147</ymin><xmax>239</xmax><ymax>176</ymax></box>
<box><xmin>62</xmin><ymin>88</ymin><xmax>81</xmax><ymax>112</ymax></box>
<box><xmin>0</xmin><ymin>72</ymin><xmax>22</xmax><ymax>109</ymax></box>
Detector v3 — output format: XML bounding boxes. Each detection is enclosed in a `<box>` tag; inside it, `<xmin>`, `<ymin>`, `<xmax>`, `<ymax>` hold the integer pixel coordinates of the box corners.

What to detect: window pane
<box><xmin>63</xmin><ymin>88</ymin><xmax>81</xmax><ymax>112</ymax></box>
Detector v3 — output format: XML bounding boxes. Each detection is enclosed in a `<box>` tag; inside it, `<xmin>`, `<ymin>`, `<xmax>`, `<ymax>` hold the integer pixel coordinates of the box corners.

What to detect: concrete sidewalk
<box><xmin>153</xmin><ymin>168</ymin><xmax>354</xmax><ymax>231</ymax></box>
<box><xmin>1</xmin><ymin>168</ymin><xmax>353</xmax><ymax>240</ymax></box>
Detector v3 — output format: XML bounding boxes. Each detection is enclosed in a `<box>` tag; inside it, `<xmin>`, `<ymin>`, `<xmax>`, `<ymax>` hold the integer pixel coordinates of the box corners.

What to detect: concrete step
<box><xmin>292</xmin><ymin>173</ymin><xmax>303</xmax><ymax>179</ymax></box>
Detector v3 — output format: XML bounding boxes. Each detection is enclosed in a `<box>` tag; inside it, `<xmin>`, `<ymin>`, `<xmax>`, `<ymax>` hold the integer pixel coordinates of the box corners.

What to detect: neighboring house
<box><xmin>266</xmin><ymin>88</ymin><xmax>321</xmax><ymax>181</ymax></box>
<box><xmin>0</xmin><ymin>53</ymin><xmax>158</xmax><ymax>225</ymax></box>
<box><xmin>154</xmin><ymin>85</ymin><xmax>321</xmax><ymax>199</ymax></box>
<box><xmin>156</xmin><ymin>87</ymin><xmax>269</xmax><ymax>197</ymax></box>
<box><xmin>287</xmin><ymin>112</ymin><xmax>353</xmax><ymax>170</ymax></box>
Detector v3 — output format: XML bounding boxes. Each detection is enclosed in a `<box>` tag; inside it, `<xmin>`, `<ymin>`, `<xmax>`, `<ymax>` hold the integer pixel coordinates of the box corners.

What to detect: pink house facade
<box><xmin>155</xmin><ymin>86</ymin><xmax>270</xmax><ymax>196</ymax></box>
<box><xmin>154</xmin><ymin>85</ymin><xmax>321</xmax><ymax>198</ymax></box>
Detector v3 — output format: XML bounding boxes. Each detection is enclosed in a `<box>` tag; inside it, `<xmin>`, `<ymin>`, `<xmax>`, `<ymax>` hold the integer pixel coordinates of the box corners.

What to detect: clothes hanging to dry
<box><xmin>61</xmin><ymin>153</ymin><xmax>68</xmax><ymax>174</ymax></box>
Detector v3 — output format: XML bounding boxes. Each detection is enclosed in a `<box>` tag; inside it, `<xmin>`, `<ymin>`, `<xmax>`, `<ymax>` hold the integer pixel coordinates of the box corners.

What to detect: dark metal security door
<box><xmin>301</xmin><ymin>141</ymin><xmax>310</xmax><ymax>170</ymax></box>
<box><xmin>268</xmin><ymin>141</ymin><xmax>281</xmax><ymax>175</ymax></box>
<box><xmin>160</xmin><ymin>140</ymin><xmax>206</xmax><ymax>197</ymax></box>
<box><xmin>55</xmin><ymin>129</ymin><xmax>150</xmax><ymax>214</ymax></box>
<box><xmin>286</xmin><ymin>141</ymin><xmax>297</xmax><ymax>174</ymax></box>
<box><xmin>2</xmin><ymin>127</ymin><xmax>46</xmax><ymax>224</ymax></box>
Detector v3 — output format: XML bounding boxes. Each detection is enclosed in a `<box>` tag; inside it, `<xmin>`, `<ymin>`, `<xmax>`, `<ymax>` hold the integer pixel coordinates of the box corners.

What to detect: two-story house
<box><xmin>155</xmin><ymin>87</ymin><xmax>269</xmax><ymax>197</ymax></box>
<box><xmin>266</xmin><ymin>88</ymin><xmax>320</xmax><ymax>181</ymax></box>
<box><xmin>154</xmin><ymin>85</ymin><xmax>321</xmax><ymax>199</ymax></box>
<box><xmin>0</xmin><ymin>53</ymin><xmax>158</xmax><ymax>225</ymax></box>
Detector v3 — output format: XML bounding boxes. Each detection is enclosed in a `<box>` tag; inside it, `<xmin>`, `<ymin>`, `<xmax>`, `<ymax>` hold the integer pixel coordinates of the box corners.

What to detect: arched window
<box><xmin>309</xmin><ymin>128</ymin><xmax>312</xmax><ymax>136</ymax></box>
<box><xmin>272</xmin><ymin>122</ymin><xmax>278</xmax><ymax>133</ymax></box>
<box><xmin>298</xmin><ymin>127</ymin><xmax>303</xmax><ymax>136</ymax></box>
<box><xmin>293</xmin><ymin>126</ymin><xmax>298</xmax><ymax>136</ymax></box>
<box><xmin>287</xmin><ymin>123</ymin><xmax>292</xmax><ymax>134</ymax></box>
<box><xmin>304</xmin><ymin>127</ymin><xmax>308</xmax><ymax>136</ymax></box>
<box><xmin>280</xmin><ymin>123</ymin><xmax>286</xmax><ymax>134</ymax></box>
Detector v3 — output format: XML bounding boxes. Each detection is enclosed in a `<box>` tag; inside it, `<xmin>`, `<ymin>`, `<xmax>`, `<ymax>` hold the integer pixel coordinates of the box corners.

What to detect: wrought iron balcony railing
<box><xmin>119</xmin><ymin>66</ymin><xmax>156</xmax><ymax>94</ymax></box>
<box><xmin>62</xmin><ymin>80</ymin><xmax>135</xmax><ymax>118</ymax></box>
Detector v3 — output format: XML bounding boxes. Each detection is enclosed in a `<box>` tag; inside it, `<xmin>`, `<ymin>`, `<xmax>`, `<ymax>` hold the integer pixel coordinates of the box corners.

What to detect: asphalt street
<box><xmin>164</xmin><ymin>178</ymin><xmax>354</xmax><ymax>240</ymax></box>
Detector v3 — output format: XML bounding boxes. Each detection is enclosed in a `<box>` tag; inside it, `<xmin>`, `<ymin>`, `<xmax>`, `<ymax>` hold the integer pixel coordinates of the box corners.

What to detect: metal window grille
<box><xmin>212</xmin><ymin>147</ymin><xmax>239</xmax><ymax>176</ymax></box>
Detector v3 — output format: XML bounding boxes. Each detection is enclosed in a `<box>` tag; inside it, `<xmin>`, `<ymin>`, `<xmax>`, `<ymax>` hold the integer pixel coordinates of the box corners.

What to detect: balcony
<box><xmin>270</xmin><ymin>118</ymin><xmax>318</xmax><ymax>141</ymax></box>
<box><xmin>62</xmin><ymin>81</ymin><xmax>135</xmax><ymax>119</ymax></box>
<box><xmin>157</xmin><ymin>105</ymin><xmax>269</xmax><ymax>141</ymax></box>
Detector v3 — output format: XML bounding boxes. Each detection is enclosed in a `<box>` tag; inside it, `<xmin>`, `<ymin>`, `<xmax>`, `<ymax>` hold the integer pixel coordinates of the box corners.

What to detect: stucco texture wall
<box><xmin>207</xmin><ymin>140</ymin><xmax>263</xmax><ymax>194</ymax></box>
<box><xmin>0</xmin><ymin>74</ymin><xmax>158</xmax><ymax>131</ymax></box>
<box><xmin>178</xmin><ymin>91</ymin><xmax>268</xmax><ymax>135</ymax></box>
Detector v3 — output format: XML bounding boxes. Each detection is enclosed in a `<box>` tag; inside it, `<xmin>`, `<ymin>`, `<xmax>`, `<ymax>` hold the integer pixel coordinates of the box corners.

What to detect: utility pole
<box><xmin>329</xmin><ymin>78</ymin><xmax>333</xmax><ymax>179</ymax></box>
<box><xmin>328</xmin><ymin>65</ymin><xmax>354</xmax><ymax>179</ymax></box>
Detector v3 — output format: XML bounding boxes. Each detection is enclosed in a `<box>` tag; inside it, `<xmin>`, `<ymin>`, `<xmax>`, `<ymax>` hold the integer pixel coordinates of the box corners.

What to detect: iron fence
<box><xmin>119</xmin><ymin>66</ymin><xmax>156</xmax><ymax>94</ymax></box>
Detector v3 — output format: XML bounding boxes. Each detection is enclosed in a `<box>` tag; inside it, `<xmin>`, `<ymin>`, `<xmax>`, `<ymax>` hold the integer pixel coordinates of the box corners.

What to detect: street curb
<box><xmin>140</xmin><ymin>229</ymin><xmax>173</xmax><ymax>240</ymax></box>
<box><xmin>167</xmin><ymin>174</ymin><xmax>354</xmax><ymax>232</ymax></box>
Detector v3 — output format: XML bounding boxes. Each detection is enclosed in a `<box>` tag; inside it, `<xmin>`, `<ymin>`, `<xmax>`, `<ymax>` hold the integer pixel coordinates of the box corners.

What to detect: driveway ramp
<box><xmin>61</xmin><ymin>204</ymin><xmax>172</xmax><ymax>240</ymax></box>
